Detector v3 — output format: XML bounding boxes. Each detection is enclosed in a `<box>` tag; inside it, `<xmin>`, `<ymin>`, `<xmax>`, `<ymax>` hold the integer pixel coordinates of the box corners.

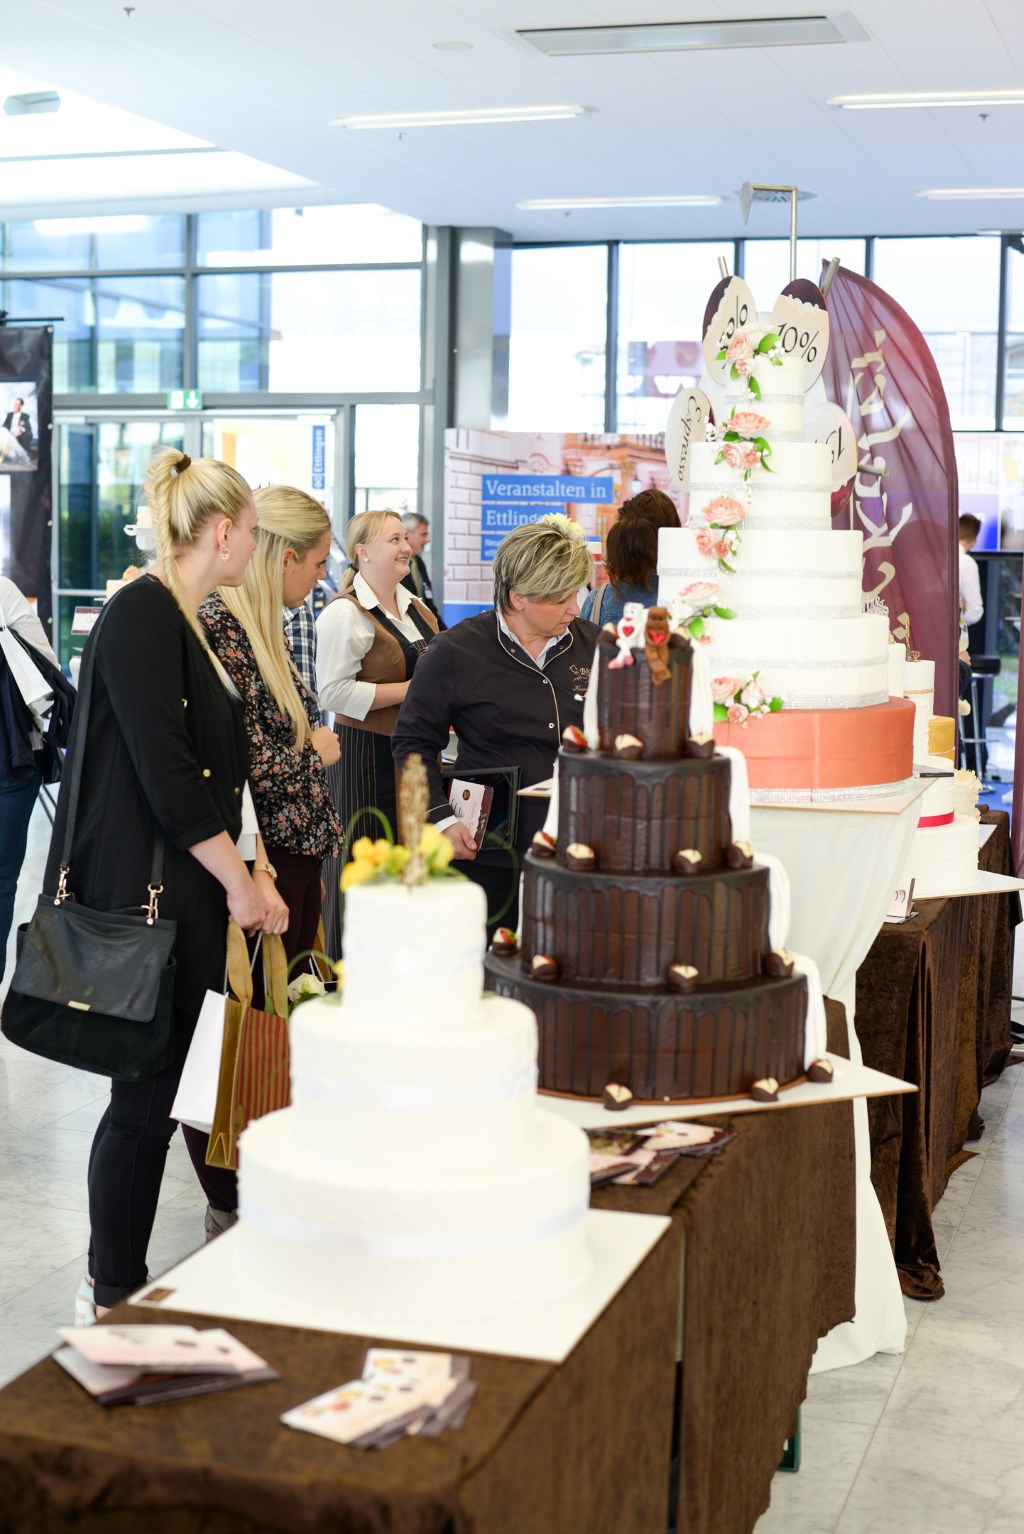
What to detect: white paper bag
<box><xmin>0</xmin><ymin>627</ymin><xmax>53</xmax><ymax>718</ymax></box>
<box><xmin>171</xmin><ymin>989</ymin><xmax>227</xmax><ymax>1133</ymax></box>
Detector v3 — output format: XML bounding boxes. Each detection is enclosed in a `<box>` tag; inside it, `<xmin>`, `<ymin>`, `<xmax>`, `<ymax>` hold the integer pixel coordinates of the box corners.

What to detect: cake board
<box><xmin>128</xmin><ymin>1209</ymin><xmax>670</xmax><ymax>1365</ymax></box>
<box><xmin>538</xmin><ymin>1053</ymin><xmax>913</xmax><ymax>1132</ymax></box>
<box><xmin>912</xmin><ymin>869</ymin><xmax>1024</xmax><ymax>901</ymax></box>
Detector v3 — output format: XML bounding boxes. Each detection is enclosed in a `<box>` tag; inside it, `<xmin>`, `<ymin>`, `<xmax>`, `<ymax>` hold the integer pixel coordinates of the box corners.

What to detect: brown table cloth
<box><xmin>855</xmin><ymin>810</ymin><xmax>1016</xmax><ymax>1301</ymax></box>
<box><xmin>0</xmin><ymin>1229</ymin><xmax>678</xmax><ymax>1534</ymax></box>
<box><xmin>593</xmin><ymin>998</ymin><xmax>856</xmax><ymax>1534</ymax></box>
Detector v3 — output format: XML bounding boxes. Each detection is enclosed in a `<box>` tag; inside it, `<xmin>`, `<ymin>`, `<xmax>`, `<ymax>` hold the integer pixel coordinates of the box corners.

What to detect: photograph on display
<box><xmin>0</xmin><ymin>382</ymin><xmax>39</xmax><ymax>472</ymax></box>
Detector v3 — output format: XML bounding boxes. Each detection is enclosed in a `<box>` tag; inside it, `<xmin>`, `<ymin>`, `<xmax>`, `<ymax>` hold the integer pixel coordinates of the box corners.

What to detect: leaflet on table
<box><xmin>53</xmin><ymin>1325</ymin><xmax>278</xmax><ymax>1405</ymax></box>
<box><xmin>283</xmin><ymin>1348</ymin><xmax>475</xmax><ymax>1448</ymax></box>
<box><xmin>587</xmin><ymin>1122</ymin><xmax>736</xmax><ymax>1185</ymax></box>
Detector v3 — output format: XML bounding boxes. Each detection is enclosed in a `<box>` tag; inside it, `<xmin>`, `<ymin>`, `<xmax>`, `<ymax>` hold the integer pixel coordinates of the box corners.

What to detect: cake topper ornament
<box><xmin>398</xmin><ymin>752</ymin><xmax>429</xmax><ymax>885</ymax></box>
<box><xmin>643</xmin><ymin>606</ymin><xmax>673</xmax><ymax>685</ymax></box>
<box><xmin>340</xmin><ymin>755</ymin><xmax>456</xmax><ymax>893</ymax></box>
<box><xmin>606</xmin><ymin>603</ymin><xmax>648</xmax><ymax>669</ymax></box>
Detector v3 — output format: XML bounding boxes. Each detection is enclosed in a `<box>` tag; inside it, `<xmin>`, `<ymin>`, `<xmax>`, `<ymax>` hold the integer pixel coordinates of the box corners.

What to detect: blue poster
<box><xmin>311</xmin><ymin>424</ymin><xmax>326</xmax><ymax>491</ymax></box>
<box><xmin>478</xmin><ymin>473</ymin><xmax>613</xmax><ymax>562</ymax></box>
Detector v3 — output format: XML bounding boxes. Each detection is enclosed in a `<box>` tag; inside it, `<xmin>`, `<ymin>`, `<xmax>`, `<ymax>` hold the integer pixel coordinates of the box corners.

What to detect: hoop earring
<box><xmin>219</xmin><ymin>546</ymin><xmax>231</xmax><ymax>563</ymax></box>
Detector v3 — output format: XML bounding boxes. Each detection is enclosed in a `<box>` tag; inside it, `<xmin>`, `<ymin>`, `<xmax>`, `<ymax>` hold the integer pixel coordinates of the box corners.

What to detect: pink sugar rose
<box><xmin>721</xmin><ymin>442</ymin><xmax>744</xmax><ymax>469</ymax></box>
<box><xmin>741</xmin><ymin>447</ymin><xmax>761</xmax><ymax>469</ymax></box>
<box><xmin>713</xmin><ymin>539</ymin><xmax>732</xmax><ymax>560</ymax></box>
<box><xmin>729</xmin><ymin>410</ymin><xmax>770</xmax><ymax>438</ymax></box>
<box><xmin>739</xmin><ymin>680</ymin><xmax>766</xmax><ymax>710</ymax></box>
<box><xmin>733</xmin><ymin>358</ymin><xmax>751</xmax><ymax>376</ymax></box>
<box><xmin>726</xmin><ymin>333</ymin><xmax>753</xmax><ymax>363</ymax></box>
<box><xmin>705</xmin><ymin>496</ymin><xmax>747</xmax><ymax>527</ymax></box>
<box><xmin>711</xmin><ymin>675</ymin><xmax>745</xmax><ymax>703</ymax></box>
<box><xmin>727</xmin><ymin>703</ymin><xmax>750</xmax><ymax>725</ymax></box>
<box><xmin>678</xmin><ymin>580</ymin><xmax>719</xmax><ymax>605</ymax></box>
<box><xmin>697</xmin><ymin>633</ymin><xmax>713</xmax><ymax>644</ymax></box>
<box><xmin>694</xmin><ymin>529</ymin><xmax>716</xmax><ymax>558</ymax></box>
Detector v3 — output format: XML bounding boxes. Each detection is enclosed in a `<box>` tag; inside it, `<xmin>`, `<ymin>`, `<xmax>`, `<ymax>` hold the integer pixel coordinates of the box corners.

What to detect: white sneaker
<box><xmin>74</xmin><ymin>1275</ymin><xmax>96</xmax><ymax>1327</ymax></box>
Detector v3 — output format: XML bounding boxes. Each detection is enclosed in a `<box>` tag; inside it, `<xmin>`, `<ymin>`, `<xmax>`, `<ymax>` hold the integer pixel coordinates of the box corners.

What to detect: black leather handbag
<box><xmin>1</xmin><ymin>605</ymin><xmax>178</xmax><ymax>1080</ymax></box>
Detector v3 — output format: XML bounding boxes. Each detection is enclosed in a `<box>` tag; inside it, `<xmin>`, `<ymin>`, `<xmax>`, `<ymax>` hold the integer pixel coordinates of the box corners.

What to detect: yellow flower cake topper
<box><xmin>339</xmin><ymin>755</ymin><xmax>457</xmax><ymax>894</ymax></box>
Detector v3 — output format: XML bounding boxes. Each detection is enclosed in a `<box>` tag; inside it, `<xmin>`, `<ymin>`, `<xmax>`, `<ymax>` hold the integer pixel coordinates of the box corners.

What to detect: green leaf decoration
<box><xmin>713</xmin><ymin>702</ymin><xmax>729</xmax><ymax>722</ymax></box>
<box><xmin>689</xmin><ymin>615</ymin><xmax>705</xmax><ymax>640</ymax></box>
<box><xmin>713</xmin><ymin>604</ymin><xmax>736</xmax><ymax>619</ymax></box>
<box><xmin>755</xmin><ymin>332</ymin><xmax>779</xmax><ymax>354</ymax></box>
<box><xmin>716</xmin><ymin>346</ymin><xmax>727</xmax><ymax>361</ymax></box>
<box><xmin>769</xmin><ymin>697</ymin><xmax>784</xmax><ymax>712</ymax></box>
<box><xmin>749</xmin><ymin>376</ymin><xmax>761</xmax><ymax>401</ymax></box>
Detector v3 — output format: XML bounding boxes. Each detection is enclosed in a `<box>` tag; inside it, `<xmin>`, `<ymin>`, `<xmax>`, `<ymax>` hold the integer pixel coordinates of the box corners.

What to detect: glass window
<box><xmin>1003</xmin><ymin>242</ymin><xmax>1024</xmax><ymax>430</ymax></box>
<box><xmin>616</xmin><ymin>242</ymin><xmax>734</xmax><ymax>433</ymax></box>
<box><xmin>196</xmin><ymin>269</ymin><xmax>422</xmax><ymax>393</ymax></box>
<box><xmin>508</xmin><ymin>246</ymin><xmax>607</xmax><ymax>432</ymax></box>
<box><xmin>353</xmin><ymin>404</ymin><xmax>420</xmax><ymax>517</ymax></box>
<box><xmin>742</xmin><ymin>238</ymin><xmax>866</xmax><ymax>300</ymax></box>
<box><xmin>2</xmin><ymin>215</ymin><xmax>184</xmax><ymax>272</ymax></box>
<box><xmin>873</xmin><ymin>237</ymin><xmax>999</xmax><ymax>430</ymax></box>
<box><xmin>195</xmin><ymin>205</ymin><xmax>423</xmax><ymax>266</ymax></box>
<box><xmin>1</xmin><ymin>276</ymin><xmax>184</xmax><ymax>392</ymax></box>
<box><xmin>201</xmin><ymin>416</ymin><xmax>336</xmax><ymax>508</ymax></box>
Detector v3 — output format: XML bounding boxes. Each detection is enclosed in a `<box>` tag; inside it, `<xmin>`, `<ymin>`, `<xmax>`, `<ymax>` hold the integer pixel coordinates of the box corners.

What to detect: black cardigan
<box><xmin>392</xmin><ymin>609</ymin><xmax>599</xmax><ymax>863</ymax></box>
<box><xmin>44</xmin><ymin>577</ymin><xmax>249</xmax><ymax>1017</ymax></box>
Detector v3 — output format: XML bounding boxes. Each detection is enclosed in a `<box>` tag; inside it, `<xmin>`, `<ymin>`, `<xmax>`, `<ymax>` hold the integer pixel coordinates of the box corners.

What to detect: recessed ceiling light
<box><xmin>432</xmin><ymin>40</ymin><xmax>473</xmax><ymax>52</ymax></box>
<box><xmin>519</xmin><ymin>15</ymin><xmax>867</xmax><ymax>56</ymax></box>
<box><xmin>830</xmin><ymin>89</ymin><xmax>1024</xmax><ymax>109</ymax></box>
<box><xmin>517</xmin><ymin>194</ymin><xmax>724</xmax><ymax>210</ymax></box>
<box><xmin>332</xmin><ymin>105</ymin><xmax>587</xmax><ymax>129</ymax></box>
<box><xmin>917</xmin><ymin>188</ymin><xmax>1024</xmax><ymax>200</ymax></box>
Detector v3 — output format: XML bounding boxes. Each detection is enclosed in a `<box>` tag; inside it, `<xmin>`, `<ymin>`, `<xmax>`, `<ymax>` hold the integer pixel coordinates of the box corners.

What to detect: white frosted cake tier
<box><xmin>723</xmin><ymin>344</ymin><xmax>807</xmax><ymax>438</ymax></box>
<box><xmin>342</xmin><ymin>878</ymin><xmax>486</xmax><ymax>1029</ymax></box>
<box><xmin>702</xmin><ymin>612</ymin><xmax>890</xmax><ymax>708</ymax></box>
<box><xmin>237</xmin><ymin>1108</ymin><xmax>592</xmax><ymax>1322</ymax></box>
<box><xmin>289</xmin><ymin>992</ymin><xmax>538</xmax><ymax>1174</ymax></box>
<box><xmin>901</xmin><ymin>812</ymin><xmax>980</xmax><ymax>897</ymax></box>
<box><xmin>904</xmin><ymin>657</ymin><xmax>935</xmax><ymax>751</ymax></box>
<box><xmin>688</xmin><ymin>441</ymin><xmax>833</xmax><ymax>530</ymax></box>
<box><xmin>887</xmin><ymin>644</ymin><xmax>906</xmax><ymax>699</ymax></box>
<box><xmin>658</xmin><ymin>527</ymin><xmax>865</xmax><ymax>618</ymax></box>
<box><xmin>916</xmin><ymin>757</ymin><xmax>955</xmax><ymax>824</ymax></box>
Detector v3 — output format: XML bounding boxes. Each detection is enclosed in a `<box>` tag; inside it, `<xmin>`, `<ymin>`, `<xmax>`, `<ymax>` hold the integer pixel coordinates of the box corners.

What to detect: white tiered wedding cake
<box><xmin>237</xmin><ymin>876</ymin><xmax>593</xmax><ymax>1322</ymax></box>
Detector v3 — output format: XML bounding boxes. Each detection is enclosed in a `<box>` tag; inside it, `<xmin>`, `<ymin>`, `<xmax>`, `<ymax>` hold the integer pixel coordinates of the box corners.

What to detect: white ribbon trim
<box><xmin>791</xmin><ymin>952</ymin><xmax>829</xmax><ymax>1068</ymax></box>
<box><xmin>240</xmin><ymin>1194</ymin><xmax>589</xmax><ymax>1260</ymax></box>
<box><xmin>347</xmin><ymin>945</ymin><xmax>482</xmax><ymax>977</ymax></box>
<box><xmin>294</xmin><ymin>1064</ymin><xmax>538</xmax><ymax>1112</ymax></box>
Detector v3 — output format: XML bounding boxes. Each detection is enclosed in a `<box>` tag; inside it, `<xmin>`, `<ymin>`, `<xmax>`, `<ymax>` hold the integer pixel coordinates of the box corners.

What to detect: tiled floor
<box><xmin>3</xmin><ymin>794</ymin><xmax>1024</xmax><ymax>1531</ymax></box>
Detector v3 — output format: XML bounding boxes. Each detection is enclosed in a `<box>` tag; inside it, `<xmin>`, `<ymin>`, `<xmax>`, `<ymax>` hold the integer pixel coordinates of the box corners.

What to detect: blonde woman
<box><xmin>41</xmin><ymin>448</ymin><xmax>287</xmax><ymax>1322</ymax></box>
<box><xmin>393</xmin><ymin>517</ymin><xmax>598</xmax><ymax>933</ymax></box>
<box><xmin>316</xmin><ymin>509</ymin><xmax>439</xmax><ymax>955</ymax></box>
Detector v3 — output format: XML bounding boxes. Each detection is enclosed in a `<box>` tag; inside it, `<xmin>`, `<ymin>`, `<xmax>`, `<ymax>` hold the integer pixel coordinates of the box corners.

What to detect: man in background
<box><xmin>2</xmin><ymin>397</ymin><xmax>32</xmax><ymax>455</ymax></box>
<box><xmin>958</xmin><ymin>514</ymin><xmax>984</xmax><ymax>772</ymax></box>
<box><xmin>401</xmin><ymin>512</ymin><xmax>446</xmax><ymax>628</ymax></box>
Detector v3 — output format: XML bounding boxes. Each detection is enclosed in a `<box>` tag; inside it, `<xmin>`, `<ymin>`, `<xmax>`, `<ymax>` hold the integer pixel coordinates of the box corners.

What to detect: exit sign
<box><xmin>167</xmin><ymin>389</ymin><xmax>204</xmax><ymax>410</ymax></box>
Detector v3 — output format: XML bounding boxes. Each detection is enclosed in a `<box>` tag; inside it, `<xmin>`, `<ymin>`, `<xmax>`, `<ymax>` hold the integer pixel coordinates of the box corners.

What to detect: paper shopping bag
<box><xmin>206</xmin><ymin>928</ymin><xmax>290</xmax><ymax>1171</ymax></box>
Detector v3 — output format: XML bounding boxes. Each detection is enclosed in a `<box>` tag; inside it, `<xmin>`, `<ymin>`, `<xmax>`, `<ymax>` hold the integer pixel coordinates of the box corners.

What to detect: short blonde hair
<box><xmin>339</xmin><ymin>509</ymin><xmax>404</xmax><ymax>593</ymax></box>
<box><xmin>492</xmin><ymin>520</ymin><xmax>593</xmax><ymax>614</ymax></box>
<box><xmin>145</xmin><ymin>447</ymin><xmax>252</xmax><ymax>654</ymax></box>
<box><xmin>216</xmin><ymin>485</ymin><xmax>331</xmax><ymax>750</ymax></box>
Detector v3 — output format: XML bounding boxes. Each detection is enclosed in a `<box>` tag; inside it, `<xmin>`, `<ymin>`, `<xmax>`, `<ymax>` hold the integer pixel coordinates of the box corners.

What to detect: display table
<box><xmin>854</xmin><ymin>809</ymin><xmax>1018</xmax><ymax>1300</ymax></box>
<box><xmin>593</xmin><ymin>1000</ymin><xmax>856</xmax><ymax>1534</ymax></box>
<box><xmin>0</xmin><ymin>1229</ymin><xmax>678</xmax><ymax>1534</ymax></box>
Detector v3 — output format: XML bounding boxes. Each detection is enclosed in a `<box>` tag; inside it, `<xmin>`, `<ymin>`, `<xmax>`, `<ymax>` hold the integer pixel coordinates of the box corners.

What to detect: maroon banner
<box><xmin>1013</xmin><ymin>602</ymin><xmax>1024</xmax><ymax>875</ymax></box>
<box><xmin>821</xmin><ymin>266</ymin><xmax>958</xmax><ymax>717</ymax></box>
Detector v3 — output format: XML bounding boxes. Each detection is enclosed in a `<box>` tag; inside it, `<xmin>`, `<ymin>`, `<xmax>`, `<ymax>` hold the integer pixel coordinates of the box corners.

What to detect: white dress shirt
<box><xmin>958</xmin><ymin>544</ymin><xmax>983</xmax><ymax>632</ymax></box>
<box><xmin>0</xmin><ymin>577</ymin><xmax>59</xmax><ymax>667</ymax></box>
<box><xmin>316</xmin><ymin>572</ymin><xmax>425</xmax><ymax>720</ymax></box>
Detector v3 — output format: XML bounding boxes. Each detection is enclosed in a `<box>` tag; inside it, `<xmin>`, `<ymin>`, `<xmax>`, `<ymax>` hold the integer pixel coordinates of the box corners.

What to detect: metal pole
<box><xmin>717</xmin><ymin>255</ymin><xmax>730</xmax><ymax>280</ymax></box>
<box><xmin>821</xmin><ymin>257</ymin><xmax>841</xmax><ymax>298</ymax></box>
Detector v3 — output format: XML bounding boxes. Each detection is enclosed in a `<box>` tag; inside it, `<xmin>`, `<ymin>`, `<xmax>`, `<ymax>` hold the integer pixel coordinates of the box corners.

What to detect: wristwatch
<box><xmin>253</xmin><ymin>860</ymin><xmax>278</xmax><ymax>881</ymax></box>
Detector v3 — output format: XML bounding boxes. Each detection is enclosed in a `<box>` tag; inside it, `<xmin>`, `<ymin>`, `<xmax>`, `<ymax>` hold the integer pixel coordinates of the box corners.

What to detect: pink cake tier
<box><xmin>713</xmin><ymin>697</ymin><xmax>915</xmax><ymax>793</ymax></box>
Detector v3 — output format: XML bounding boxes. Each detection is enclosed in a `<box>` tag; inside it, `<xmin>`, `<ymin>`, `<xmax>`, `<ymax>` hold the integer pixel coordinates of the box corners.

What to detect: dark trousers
<box><xmin>181</xmin><ymin>851</ymin><xmax>324</xmax><ymax>1215</ymax></box>
<box><xmin>0</xmin><ymin>760</ymin><xmax>41</xmax><ymax>986</ymax></box>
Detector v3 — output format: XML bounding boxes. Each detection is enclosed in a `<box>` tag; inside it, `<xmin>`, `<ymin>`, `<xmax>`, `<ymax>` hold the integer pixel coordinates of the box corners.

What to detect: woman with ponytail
<box><xmin>316</xmin><ymin>509</ymin><xmax>439</xmax><ymax>957</ymax></box>
<box><xmin>45</xmin><ymin>447</ymin><xmax>288</xmax><ymax>1323</ymax></box>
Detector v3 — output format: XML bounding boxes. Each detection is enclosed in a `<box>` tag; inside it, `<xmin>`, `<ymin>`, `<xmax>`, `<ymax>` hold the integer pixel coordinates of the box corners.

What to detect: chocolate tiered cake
<box><xmin>485</xmin><ymin>610</ymin><xmax>810</xmax><ymax>1103</ymax></box>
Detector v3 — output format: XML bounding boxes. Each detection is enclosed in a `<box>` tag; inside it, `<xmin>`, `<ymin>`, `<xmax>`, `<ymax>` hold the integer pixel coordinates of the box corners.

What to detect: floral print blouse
<box><xmin>199</xmin><ymin>594</ymin><xmax>342</xmax><ymax>859</ymax></box>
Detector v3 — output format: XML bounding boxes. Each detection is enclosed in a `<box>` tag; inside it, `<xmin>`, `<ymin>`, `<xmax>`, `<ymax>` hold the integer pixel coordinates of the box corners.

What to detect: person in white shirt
<box><xmin>315</xmin><ymin>510</ymin><xmax>439</xmax><ymax>956</ymax></box>
<box><xmin>0</xmin><ymin>397</ymin><xmax>32</xmax><ymax>465</ymax></box>
<box><xmin>958</xmin><ymin>514</ymin><xmax>984</xmax><ymax>636</ymax></box>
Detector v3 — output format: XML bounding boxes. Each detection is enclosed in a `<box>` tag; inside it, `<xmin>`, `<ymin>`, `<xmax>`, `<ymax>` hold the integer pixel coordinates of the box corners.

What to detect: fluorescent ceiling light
<box><xmin>519</xmin><ymin>15</ymin><xmax>866</xmax><ymax>55</ymax></box>
<box><xmin>830</xmin><ymin>89</ymin><xmax>1024</xmax><ymax>109</ymax></box>
<box><xmin>332</xmin><ymin>105</ymin><xmax>586</xmax><ymax>129</ymax></box>
<box><xmin>4</xmin><ymin>91</ymin><xmax>60</xmax><ymax>115</ymax></box>
<box><xmin>517</xmin><ymin>194</ymin><xmax>723</xmax><ymax>210</ymax></box>
<box><xmin>917</xmin><ymin>188</ymin><xmax>1024</xmax><ymax>201</ymax></box>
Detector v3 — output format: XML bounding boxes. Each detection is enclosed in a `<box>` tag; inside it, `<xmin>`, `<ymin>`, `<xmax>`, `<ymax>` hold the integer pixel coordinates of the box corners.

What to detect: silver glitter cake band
<box><xmin>690</xmin><ymin>480</ymin><xmax>833</xmax><ymax>496</ymax></box>
<box><xmin>750</xmin><ymin>775</ymin><xmax>917</xmax><ymax>807</ymax></box>
<box><xmin>774</xmin><ymin>688</ymin><xmax>890</xmax><ymax>709</ymax></box>
<box><xmin>712</xmin><ymin>604</ymin><xmax>863</xmax><ymax>620</ymax></box>
<box><xmin>662</xmin><ymin>565</ymin><xmax>856</xmax><ymax>584</ymax></box>
<box><xmin>725</xmin><ymin>393</ymin><xmax>807</xmax><ymax>407</ymax></box>
<box><xmin>710</xmin><ymin>654</ymin><xmax>888</xmax><ymax>672</ymax></box>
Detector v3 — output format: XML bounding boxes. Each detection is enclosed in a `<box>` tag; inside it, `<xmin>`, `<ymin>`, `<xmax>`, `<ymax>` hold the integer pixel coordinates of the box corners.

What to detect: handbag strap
<box><xmin>55</xmin><ymin>589</ymin><xmax>165</xmax><ymax>916</ymax></box>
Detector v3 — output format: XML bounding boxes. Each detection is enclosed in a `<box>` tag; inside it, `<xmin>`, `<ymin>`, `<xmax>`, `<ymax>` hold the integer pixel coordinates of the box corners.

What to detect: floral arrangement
<box><xmin>693</xmin><ymin>494</ymin><xmax>748</xmax><ymax>573</ymax></box>
<box><xmin>711</xmin><ymin>672</ymin><xmax>784</xmax><ymax>725</ymax></box>
<box><xmin>288</xmin><ymin>970</ymin><xmax>328</xmax><ymax>1008</ymax></box>
<box><xmin>340</xmin><ymin>754</ymin><xmax>459</xmax><ymax>893</ymax></box>
<box><xmin>538</xmin><ymin>511</ymin><xmax>587</xmax><ymax>542</ymax></box>
<box><xmin>669</xmin><ymin>581</ymin><xmax>735</xmax><ymax>644</ymax></box>
<box><xmin>714</xmin><ymin>409</ymin><xmax>773</xmax><ymax>480</ymax></box>
<box><xmin>716</xmin><ymin>329</ymin><xmax>783</xmax><ymax>400</ymax></box>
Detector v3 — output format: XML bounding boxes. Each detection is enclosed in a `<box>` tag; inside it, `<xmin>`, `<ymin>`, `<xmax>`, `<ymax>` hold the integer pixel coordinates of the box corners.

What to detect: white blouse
<box><xmin>315</xmin><ymin>572</ymin><xmax>426</xmax><ymax>721</ymax></box>
<box><xmin>0</xmin><ymin>577</ymin><xmax>59</xmax><ymax>668</ymax></box>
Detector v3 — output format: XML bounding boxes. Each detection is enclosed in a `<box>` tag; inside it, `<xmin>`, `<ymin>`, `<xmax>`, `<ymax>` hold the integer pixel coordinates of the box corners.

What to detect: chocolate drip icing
<box><xmin>558</xmin><ymin>751</ymin><xmax>732</xmax><ymax>873</ymax></box>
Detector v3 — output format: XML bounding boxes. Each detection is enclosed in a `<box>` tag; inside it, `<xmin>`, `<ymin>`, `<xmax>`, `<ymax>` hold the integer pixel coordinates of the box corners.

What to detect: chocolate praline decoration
<box><xmin>750</xmin><ymin>1077</ymin><xmax>780</xmax><ymax>1103</ymax></box>
<box><xmin>613</xmin><ymin>733</ymin><xmax>644</xmax><ymax>760</ymax></box>
<box><xmin>565</xmin><ymin>842</ymin><xmax>597</xmax><ymax>873</ymax></box>
<box><xmin>808</xmin><ymin>1058</ymin><xmax>834</xmax><ymax>1084</ymax></box>
<box><xmin>668</xmin><ymin>630</ymin><xmax>689</xmax><ymax>648</ymax></box>
<box><xmin>667</xmin><ymin>963</ymin><xmax>699</xmax><ymax>994</ymax></box>
<box><xmin>725</xmin><ymin>840</ymin><xmax>754</xmax><ymax>870</ymax></box>
<box><xmin>670</xmin><ymin>848</ymin><xmax>703</xmax><ymax>876</ymax></box>
<box><xmin>764</xmin><ymin>948</ymin><xmax>795</xmax><ymax>979</ymax></box>
<box><xmin>490</xmin><ymin>927</ymin><xmax>518</xmax><ymax>957</ymax></box>
<box><xmin>561</xmin><ymin>724</ymin><xmax>587</xmax><ymax>752</ymax></box>
<box><xmin>531</xmin><ymin>955</ymin><xmax>559</xmax><ymax>982</ymax></box>
<box><xmin>602</xmin><ymin>1083</ymin><xmax>634</xmax><ymax>1112</ymax></box>
<box><xmin>686</xmin><ymin>735</ymin><xmax>716</xmax><ymax>759</ymax></box>
<box><xmin>531</xmin><ymin>830</ymin><xmax>557</xmax><ymax>859</ymax></box>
